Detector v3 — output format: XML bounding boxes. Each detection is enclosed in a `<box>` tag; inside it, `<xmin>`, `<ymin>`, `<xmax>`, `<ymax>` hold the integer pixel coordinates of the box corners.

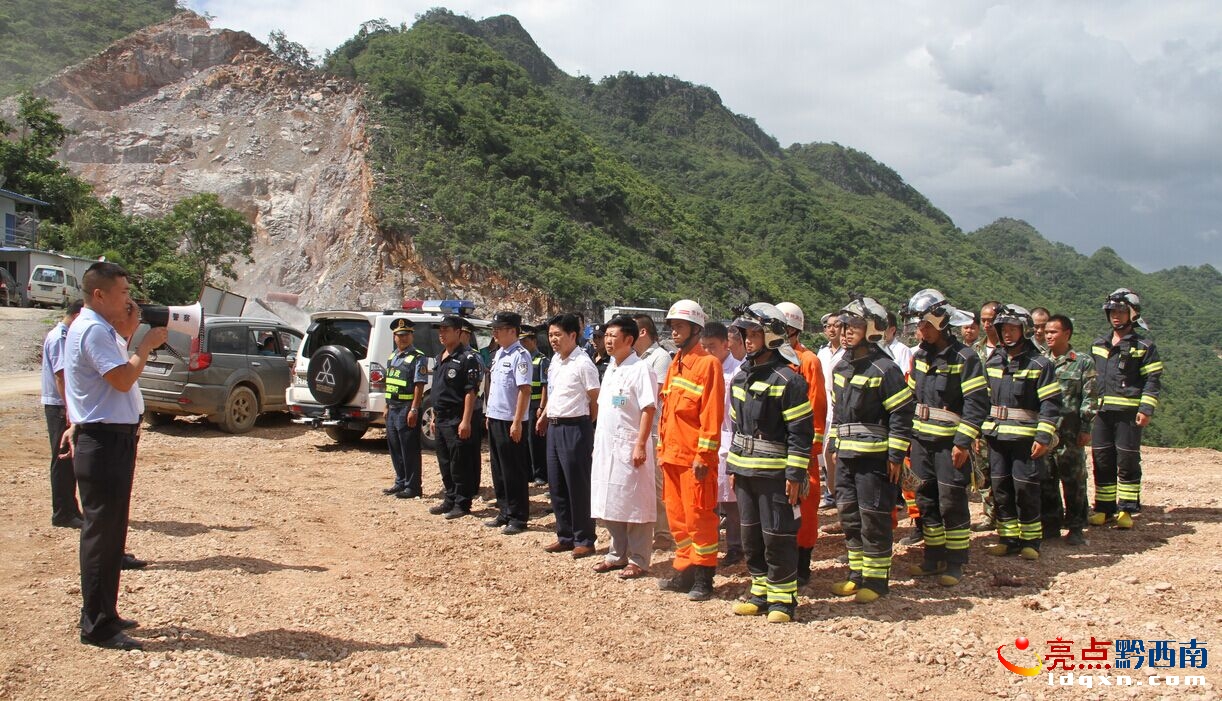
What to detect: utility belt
<box><xmin>548</xmin><ymin>416</ymin><xmax>590</xmax><ymax>426</ymax></box>
<box><xmin>79</xmin><ymin>422</ymin><xmax>140</xmax><ymax>436</ymax></box>
<box><xmin>915</xmin><ymin>403</ymin><xmax>961</xmax><ymax>423</ymax></box>
<box><xmin>731</xmin><ymin>433</ymin><xmax>787</xmax><ymax>457</ymax></box>
<box><xmin>989</xmin><ymin>406</ymin><xmax>1039</xmax><ymax>422</ymax></box>
<box><xmin>836</xmin><ymin>422</ymin><xmax>887</xmax><ymax>440</ymax></box>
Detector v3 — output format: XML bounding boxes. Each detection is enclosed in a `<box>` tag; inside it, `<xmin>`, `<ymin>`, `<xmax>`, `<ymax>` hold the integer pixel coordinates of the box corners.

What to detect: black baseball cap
<box><xmin>438</xmin><ymin>315</ymin><xmax>464</xmax><ymax>329</ymax></box>
<box><xmin>492</xmin><ymin>311</ymin><xmax>522</xmax><ymax>329</ymax></box>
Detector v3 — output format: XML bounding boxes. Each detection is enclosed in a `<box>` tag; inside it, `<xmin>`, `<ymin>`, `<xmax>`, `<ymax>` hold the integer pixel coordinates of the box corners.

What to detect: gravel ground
<box><xmin>0</xmin><ymin>312</ymin><xmax>1218</xmax><ymax>700</ymax></box>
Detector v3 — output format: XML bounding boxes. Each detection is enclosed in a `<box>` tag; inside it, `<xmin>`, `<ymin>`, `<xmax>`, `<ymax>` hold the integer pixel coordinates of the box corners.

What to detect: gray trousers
<box><xmin>603</xmin><ymin>520</ymin><xmax>654</xmax><ymax>569</ymax></box>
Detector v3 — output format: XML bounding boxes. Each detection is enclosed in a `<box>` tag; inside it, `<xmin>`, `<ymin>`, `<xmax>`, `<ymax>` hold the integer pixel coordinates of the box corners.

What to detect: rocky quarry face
<box><xmin>23</xmin><ymin>12</ymin><xmax>551</xmax><ymax>320</ymax></box>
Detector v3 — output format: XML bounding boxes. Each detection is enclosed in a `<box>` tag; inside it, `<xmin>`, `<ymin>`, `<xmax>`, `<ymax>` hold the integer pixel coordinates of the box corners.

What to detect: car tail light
<box><xmin>188</xmin><ymin>336</ymin><xmax>211</xmax><ymax>371</ymax></box>
<box><xmin>369</xmin><ymin>362</ymin><xmax>386</xmax><ymax>393</ymax></box>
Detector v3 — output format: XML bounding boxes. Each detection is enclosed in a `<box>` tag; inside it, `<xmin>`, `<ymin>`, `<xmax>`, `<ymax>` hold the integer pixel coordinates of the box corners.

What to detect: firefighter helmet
<box><xmin>666</xmin><ymin>299</ymin><xmax>707</xmax><ymax>328</ymax></box>
<box><xmin>903</xmin><ymin>288</ymin><xmax>952</xmax><ymax>332</ymax></box>
<box><xmin>838</xmin><ymin>295</ymin><xmax>888</xmax><ymax>348</ymax></box>
<box><xmin>775</xmin><ymin>302</ymin><xmax>805</xmax><ymax>333</ymax></box>
<box><xmin>993</xmin><ymin>304</ymin><xmax>1034</xmax><ymax>348</ymax></box>
<box><xmin>1103</xmin><ymin>288</ymin><xmax>1142</xmax><ymax>325</ymax></box>
<box><xmin>731</xmin><ymin>302</ymin><xmax>799</xmax><ymax>364</ymax></box>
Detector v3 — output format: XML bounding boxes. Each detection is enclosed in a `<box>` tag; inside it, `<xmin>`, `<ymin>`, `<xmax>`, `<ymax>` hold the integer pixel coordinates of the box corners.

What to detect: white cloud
<box><xmin>188</xmin><ymin>0</ymin><xmax>1222</xmax><ymax>270</ymax></box>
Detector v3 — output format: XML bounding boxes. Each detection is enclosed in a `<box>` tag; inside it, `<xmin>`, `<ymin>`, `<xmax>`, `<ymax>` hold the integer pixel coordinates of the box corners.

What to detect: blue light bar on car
<box><xmin>422</xmin><ymin>299</ymin><xmax>476</xmax><ymax>316</ymax></box>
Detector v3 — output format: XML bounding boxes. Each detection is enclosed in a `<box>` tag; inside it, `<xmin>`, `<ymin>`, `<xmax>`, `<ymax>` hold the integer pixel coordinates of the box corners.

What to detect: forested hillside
<box><xmin>0</xmin><ymin>0</ymin><xmax>179</xmax><ymax>97</ymax></box>
<box><xmin>323</xmin><ymin>10</ymin><xmax>1219</xmax><ymax>449</ymax></box>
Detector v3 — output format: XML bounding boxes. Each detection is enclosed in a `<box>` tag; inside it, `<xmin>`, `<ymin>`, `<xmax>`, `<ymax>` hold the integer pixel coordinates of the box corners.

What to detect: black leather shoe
<box><xmin>502</xmin><ymin>523</ymin><xmax>527</xmax><ymax>535</ymax></box>
<box><xmin>484</xmin><ymin>517</ymin><xmax>509</xmax><ymax>528</ymax></box>
<box><xmin>382</xmin><ymin>485</ymin><xmax>405</xmax><ymax>495</ymax></box>
<box><xmin>81</xmin><ymin>631</ymin><xmax>143</xmax><ymax>651</ymax></box>
<box><xmin>53</xmin><ymin>516</ymin><xmax>85</xmax><ymax>529</ymax></box>
<box><xmin>428</xmin><ymin>502</ymin><xmax>454</xmax><ymax>515</ymax></box>
<box><xmin>395</xmin><ymin>489</ymin><xmax>421</xmax><ymax>499</ymax></box>
<box><xmin>121</xmin><ymin>554</ymin><xmax>148</xmax><ymax>570</ymax></box>
<box><xmin>443</xmin><ymin>507</ymin><xmax>470</xmax><ymax>520</ymax></box>
<box><xmin>117</xmin><ymin>617</ymin><xmax>140</xmax><ymax>630</ymax></box>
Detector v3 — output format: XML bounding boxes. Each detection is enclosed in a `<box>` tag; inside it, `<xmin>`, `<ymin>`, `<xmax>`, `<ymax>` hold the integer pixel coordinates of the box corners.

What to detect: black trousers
<box><xmin>836</xmin><ymin>455</ymin><xmax>895</xmax><ymax>594</ymax></box>
<box><xmin>911</xmin><ymin>438</ymin><xmax>971</xmax><ymax>564</ymax></box>
<box><xmin>385</xmin><ymin>404</ymin><xmax>422</xmax><ymax>493</ymax></box>
<box><xmin>44</xmin><ymin>404</ymin><xmax>82</xmax><ymax>524</ymax></box>
<box><xmin>74</xmin><ymin>423</ymin><xmax>138</xmax><ymax>642</ymax></box>
<box><xmin>734</xmin><ymin>474</ymin><xmax>799</xmax><ymax>604</ymax></box>
<box><xmin>988</xmin><ymin>439</ymin><xmax>1044</xmax><ymax>548</ymax></box>
<box><xmin>528</xmin><ymin>412</ymin><xmax>548</xmax><ymax>482</ymax></box>
<box><xmin>546</xmin><ymin>419</ymin><xmax>595</xmax><ymax>547</ymax></box>
<box><xmin>435</xmin><ymin>417</ymin><xmax>479</xmax><ymax>511</ymax></box>
<box><xmin>488</xmin><ymin>418</ymin><xmax>531</xmax><ymax>527</ymax></box>
<box><xmin>1092</xmin><ymin>410</ymin><xmax>1143</xmax><ymax>513</ymax></box>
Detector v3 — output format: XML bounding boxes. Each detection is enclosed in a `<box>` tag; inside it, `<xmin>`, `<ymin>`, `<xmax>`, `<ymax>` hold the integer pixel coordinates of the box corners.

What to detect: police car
<box><xmin>285</xmin><ymin>300</ymin><xmax>491</xmax><ymax>445</ymax></box>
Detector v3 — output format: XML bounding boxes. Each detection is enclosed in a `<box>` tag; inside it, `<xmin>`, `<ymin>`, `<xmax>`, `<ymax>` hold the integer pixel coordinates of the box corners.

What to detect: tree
<box><xmin>161</xmin><ymin>193</ymin><xmax>254</xmax><ymax>287</ymax></box>
<box><xmin>267</xmin><ymin>30</ymin><xmax>315</xmax><ymax>70</ymax></box>
<box><xmin>0</xmin><ymin>92</ymin><xmax>93</xmax><ymax>222</ymax></box>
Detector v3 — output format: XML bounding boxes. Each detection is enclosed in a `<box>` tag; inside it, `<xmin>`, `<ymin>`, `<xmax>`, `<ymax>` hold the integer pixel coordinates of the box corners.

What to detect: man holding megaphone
<box><xmin>138</xmin><ymin>302</ymin><xmax>204</xmax><ymax>359</ymax></box>
<box><xmin>63</xmin><ymin>262</ymin><xmax>169</xmax><ymax>651</ymax></box>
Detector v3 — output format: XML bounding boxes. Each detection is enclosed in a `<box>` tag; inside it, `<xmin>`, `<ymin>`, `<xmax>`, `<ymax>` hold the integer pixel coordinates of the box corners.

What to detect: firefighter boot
<box><xmin>687</xmin><ymin>566</ymin><xmax>715</xmax><ymax>602</ymax></box>
<box><xmin>657</xmin><ymin>567</ymin><xmax>696</xmax><ymax>593</ymax></box>
<box><xmin>796</xmin><ymin>548</ymin><xmax>813</xmax><ymax>587</ymax></box>
<box><xmin>1087</xmin><ymin>512</ymin><xmax>1115</xmax><ymax>527</ymax></box>
<box><xmin>767</xmin><ymin>599</ymin><xmax>797</xmax><ymax>623</ymax></box>
<box><xmin>830</xmin><ymin>578</ymin><xmax>861</xmax><ymax>597</ymax></box>
<box><xmin>732</xmin><ymin>596</ymin><xmax>768</xmax><ymax>616</ymax></box>
<box><xmin>938</xmin><ymin>562</ymin><xmax>963</xmax><ymax>587</ymax></box>
<box><xmin>1116</xmin><ymin>512</ymin><xmax>1134</xmax><ymax>529</ymax></box>
<box><xmin>907</xmin><ymin>548</ymin><xmax>946</xmax><ymax>577</ymax></box>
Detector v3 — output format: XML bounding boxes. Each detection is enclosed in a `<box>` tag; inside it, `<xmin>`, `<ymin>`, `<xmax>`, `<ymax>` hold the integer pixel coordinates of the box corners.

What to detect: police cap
<box><xmin>390</xmin><ymin>318</ymin><xmax>415</xmax><ymax>335</ymax></box>
<box><xmin>518</xmin><ymin>324</ymin><xmax>535</xmax><ymax>339</ymax></box>
<box><xmin>492</xmin><ymin>311</ymin><xmax>522</xmax><ymax>330</ymax></box>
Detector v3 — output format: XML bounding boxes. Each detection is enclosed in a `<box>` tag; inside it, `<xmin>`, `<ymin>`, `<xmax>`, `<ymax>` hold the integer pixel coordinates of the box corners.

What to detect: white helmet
<box><xmin>775</xmin><ymin>302</ymin><xmax>805</xmax><ymax>333</ymax></box>
<box><xmin>666</xmin><ymin>299</ymin><xmax>706</xmax><ymax>328</ymax></box>
<box><xmin>731</xmin><ymin>302</ymin><xmax>800</xmax><ymax>365</ymax></box>
<box><xmin>838</xmin><ymin>295</ymin><xmax>889</xmax><ymax>350</ymax></box>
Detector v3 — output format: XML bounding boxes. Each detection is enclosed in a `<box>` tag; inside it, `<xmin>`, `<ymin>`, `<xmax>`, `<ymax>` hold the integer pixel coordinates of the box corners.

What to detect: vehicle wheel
<box><xmin>420</xmin><ymin>393</ymin><xmax>437</xmax><ymax>451</ymax></box>
<box><xmin>307</xmin><ymin>345</ymin><xmax>361</xmax><ymax>407</ymax></box>
<box><xmin>219</xmin><ymin>385</ymin><xmax>259</xmax><ymax>434</ymax></box>
<box><xmin>145</xmin><ymin>412</ymin><xmax>175</xmax><ymax>427</ymax></box>
<box><xmin>325</xmin><ymin>425</ymin><xmax>368</xmax><ymax>443</ymax></box>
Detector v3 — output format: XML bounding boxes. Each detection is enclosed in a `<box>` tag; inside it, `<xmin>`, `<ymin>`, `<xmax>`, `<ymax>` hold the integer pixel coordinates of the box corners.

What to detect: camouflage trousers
<box><xmin>1041</xmin><ymin>438</ymin><xmax>1090</xmax><ymax>533</ymax></box>
<box><xmin>970</xmin><ymin>442</ymin><xmax>994</xmax><ymax>525</ymax></box>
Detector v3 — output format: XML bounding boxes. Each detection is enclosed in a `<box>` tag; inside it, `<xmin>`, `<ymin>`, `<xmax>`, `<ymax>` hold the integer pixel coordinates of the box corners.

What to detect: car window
<box><xmin>250</xmin><ymin>328</ymin><xmax>280</xmax><ymax>356</ymax></box>
<box><xmin>303</xmin><ymin>318</ymin><xmax>370</xmax><ymax>360</ymax></box>
<box><xmin>34</xmin><ymin>268</ymin><xmax>64</xmax><ymax>284</ymax></box>
<box><xmin>279</xmin><ymin>331</ymin><xmax>302</xmax><ymax>354</ymax></box>
<box><xmin>67</xmin><ymin>275</ymin><xmax>78</xmax><ymax>289</ymax></box>
<box><xmin>414</xmin><ymin>322</ymin><xmax>440</xmax><ymax>358</ymax></box>
<box><xmin>209</xmin><ymin>326</ymin><xmax>246</xmax><ymax>354</ymax></box>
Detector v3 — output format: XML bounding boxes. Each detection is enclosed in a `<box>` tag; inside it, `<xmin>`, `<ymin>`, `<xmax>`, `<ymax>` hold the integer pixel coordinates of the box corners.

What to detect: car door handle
<box><xmin>250</xmin><ymin>361</ymin><xmax>261</xmax><ymax>367</ymax></box>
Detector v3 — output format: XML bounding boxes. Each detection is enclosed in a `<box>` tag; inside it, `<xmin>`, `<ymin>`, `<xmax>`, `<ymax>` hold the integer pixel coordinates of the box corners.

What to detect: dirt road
<box><xmin>0</xmin><ymin>312</ymin><xmax>1218</xmax><ymax>699</ymax></box>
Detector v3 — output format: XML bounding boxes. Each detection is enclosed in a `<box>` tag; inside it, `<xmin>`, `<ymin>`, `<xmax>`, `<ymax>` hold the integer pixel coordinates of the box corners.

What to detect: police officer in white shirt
<box><xmin>485</xmin><ymin>311</ymin><xmax>534</xmax><ymax>535</ymax></box>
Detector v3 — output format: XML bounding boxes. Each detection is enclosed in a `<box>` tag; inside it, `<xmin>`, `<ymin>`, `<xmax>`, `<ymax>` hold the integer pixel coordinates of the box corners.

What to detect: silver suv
<box><xmin>286</xmin><ymin>302</ymin><xmax>490</xmax><ymax>445</ymax></box>
<box><xmin>139</xmin><ymin>316</ymin><xmax>304</xmax><ymax>433</ymax></box>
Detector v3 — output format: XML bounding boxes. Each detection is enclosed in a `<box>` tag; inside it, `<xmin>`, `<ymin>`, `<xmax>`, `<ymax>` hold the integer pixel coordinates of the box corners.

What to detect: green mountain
<box><xmin>0</xmin><ymin>0</ymin><xmax>179</xmax><ymax>98</ymax></box>
<box><xmin>321</xmin><ymin>9</ymin><xmax>1220</xmax><ymax>449</ymax></box>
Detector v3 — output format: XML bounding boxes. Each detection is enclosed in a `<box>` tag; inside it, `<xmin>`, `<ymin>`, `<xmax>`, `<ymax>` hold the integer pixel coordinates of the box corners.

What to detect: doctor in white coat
<box><xmin>590</xmin><ymin>316</ymin><xmax>658</xmax><ymax>579</ymax></box>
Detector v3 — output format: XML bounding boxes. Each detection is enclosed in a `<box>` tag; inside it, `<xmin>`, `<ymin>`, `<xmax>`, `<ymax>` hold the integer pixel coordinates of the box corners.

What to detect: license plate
<box><xmin>39</xmin><ymin>285</ymin><xmax>54</xmax><ymax>291</ymax></box>
<box><xmin>146</xmin><ymin>362</ymin><xmax>172</xmax><ymax>375</ymax></box>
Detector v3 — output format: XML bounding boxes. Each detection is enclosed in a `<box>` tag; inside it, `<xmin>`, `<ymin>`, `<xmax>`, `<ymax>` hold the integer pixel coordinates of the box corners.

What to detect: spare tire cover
<box><xmin>307</xmin><ymin>344</ymin><xmax>361</xmax><ymax>407</ymax></box>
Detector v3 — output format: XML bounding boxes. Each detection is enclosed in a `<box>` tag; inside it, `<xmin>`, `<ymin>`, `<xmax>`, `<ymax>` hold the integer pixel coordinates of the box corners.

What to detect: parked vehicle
<box><xmin>286</xmin><ymin>300</ymin><xmax>491</xmax><ymax>446</ymax></box>
<box><xmin>0</xmin><ymin>267</ymin><xmax>18</xmax><ymax>306</ymax></box>
<box><xmin>26</xmin><ymin>265</ymin><xmax>83</xmax><ymax>308</ymax></box>
<box><xmin>139</xmin><ymin>316</ymin><xmax>303</xmax><ymax>433</ymax></box>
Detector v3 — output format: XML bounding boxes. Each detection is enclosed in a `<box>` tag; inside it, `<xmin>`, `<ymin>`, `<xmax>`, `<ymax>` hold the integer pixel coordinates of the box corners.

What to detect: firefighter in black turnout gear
<box><xmin>981</xmin><ymin>305</ymin><xmax>1061</xmax><ymax>560</ymax></box>
<box><xmin>827</xmin><ymin>296</ymin><xmax>914</xmax><ymax>604</ymax></box>
<box><xmin>1088</xmin><ymin>289</ymin><xmax>1163</xmax><ymax>530</ymax></box>
<box><xmin>384</xmin><ymin>318</ymin><xmax>427</xmax><ymax>498</ymax></box>
<box><xmin>726</xmin><ymin>303</ymin><xmax>813</xmax><ymax>624</ymax></box>
<box><xmin>902</xmin><ymin>290</ymin><xmax>989</xmax><ymax>587</ymax></box>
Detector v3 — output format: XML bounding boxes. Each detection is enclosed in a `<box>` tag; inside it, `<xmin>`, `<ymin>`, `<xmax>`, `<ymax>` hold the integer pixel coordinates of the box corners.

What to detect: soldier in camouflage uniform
<box><xmin>970</xmin><ymin>301</ymin><xmax>1002</xmax><ymax>531</ymax></box>
<box><xmin>1040</xmin><ymin>314</ymin><xmax>1097</xmax><ymax>546</ymax></box>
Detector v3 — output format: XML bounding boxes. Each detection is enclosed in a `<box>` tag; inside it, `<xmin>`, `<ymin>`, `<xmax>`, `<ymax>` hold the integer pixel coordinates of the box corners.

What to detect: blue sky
<box><xmin>190</xmin><ymin>0</ymin><xmax>1222</xmax><ymax>272</ymax></box>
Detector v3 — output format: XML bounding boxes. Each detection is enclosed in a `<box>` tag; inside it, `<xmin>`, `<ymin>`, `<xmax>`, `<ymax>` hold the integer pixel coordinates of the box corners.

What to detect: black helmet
<box><xmin>994</xmin><ymin>304</ymin><xmax>1034</xmax><ymax>348</ymax></box>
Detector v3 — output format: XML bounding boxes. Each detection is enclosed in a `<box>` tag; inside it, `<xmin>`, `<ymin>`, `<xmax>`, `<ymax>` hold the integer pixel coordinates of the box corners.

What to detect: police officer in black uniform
<box><xmin>383</xmin><ymin>318</ymin><xmax>427</xmax><ymax>498</ymax></box>
<box><xmin>520</xmin><ymin>324</ymin><xmax>550</xmax><ymax>486</ymax></box>
<box><xmin>428</xmin><ymin>315</ymin><xmax>483</xmax><ymax>519</ymax></box>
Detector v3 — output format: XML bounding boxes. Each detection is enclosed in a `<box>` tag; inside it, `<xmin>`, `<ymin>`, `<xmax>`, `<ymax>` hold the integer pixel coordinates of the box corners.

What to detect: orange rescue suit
<box><xmin>792</xmin><ymin>341</ymin><xmax>828</xmax><ymax>548</ymax></box>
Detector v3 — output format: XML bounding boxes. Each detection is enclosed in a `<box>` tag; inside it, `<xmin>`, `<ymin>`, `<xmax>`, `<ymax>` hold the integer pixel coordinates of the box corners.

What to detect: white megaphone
<box><xmin>140</xmin><ymin>302</ymin><xmax>204</xmax><ymax>361</ymax></box>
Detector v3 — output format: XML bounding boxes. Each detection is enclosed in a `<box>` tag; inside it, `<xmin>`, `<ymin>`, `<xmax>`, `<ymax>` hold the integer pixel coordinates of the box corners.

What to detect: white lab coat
<box><xmin>717</xmin><ymin>353</ymin><xmax>743</xmax><ymax>503</ymax></box>
<box><xmin>590</xmin><ymin>353</ymin><xmax>658</xmax><ymax>523</ymax></box>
